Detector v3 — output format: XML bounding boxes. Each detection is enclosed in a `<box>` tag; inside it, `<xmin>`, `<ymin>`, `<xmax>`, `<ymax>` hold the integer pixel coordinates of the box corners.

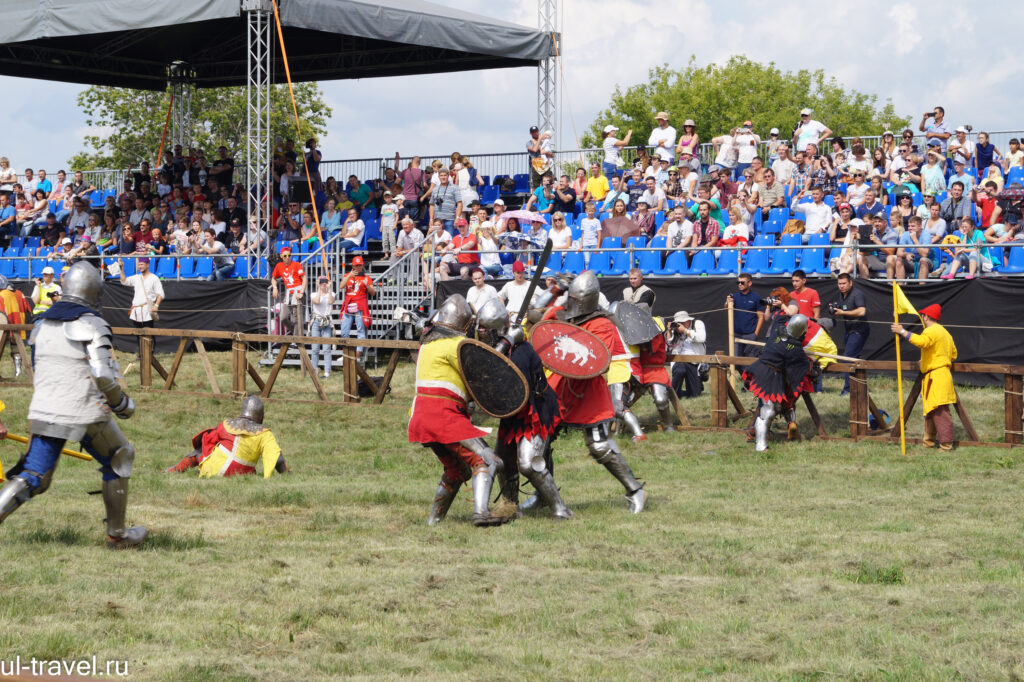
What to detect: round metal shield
<box><xmin>614</xmin><ymin>300</ymin><xmax>663</xmax><ymax>345</ymax></box>
<box><xmin>456</xmin><ymin>338</ymin><xmax>529</xmax><ymax>418</ymax></box>
<box><xmin>530</xmin><ymin>320</ymin><xmax>611</xmax><ymax>379</ymax></box>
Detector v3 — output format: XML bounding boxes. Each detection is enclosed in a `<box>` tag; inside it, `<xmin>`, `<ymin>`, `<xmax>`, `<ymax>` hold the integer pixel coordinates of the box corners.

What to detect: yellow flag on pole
<box><xmin>893</xmin><ymin>282</ymin><xmax>921</xmax><ymax>323</ymax></box>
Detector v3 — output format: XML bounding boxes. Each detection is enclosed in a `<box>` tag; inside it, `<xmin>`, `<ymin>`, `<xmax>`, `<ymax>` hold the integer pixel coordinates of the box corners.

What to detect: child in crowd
<box><xmin>380</xmin><ymin>190</ymin><xmax>399</xmax><ymax>260</ymax></box>
<box><xmin>577</xmin><ymin>201</ymin><xmax>602</xmax><ymax>267</ymax></box>
<box><xmin>1004</xmin><ymin>138</ymin><xmax>1023</xmax><ymax>172</ymax></box>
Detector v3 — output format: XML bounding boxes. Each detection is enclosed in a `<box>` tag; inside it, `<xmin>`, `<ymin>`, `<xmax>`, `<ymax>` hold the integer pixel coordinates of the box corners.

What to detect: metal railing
<box><xmin>78</xmin><ymin>130</ymin><xmax>1024</xmax><ymax>193</ymax></box>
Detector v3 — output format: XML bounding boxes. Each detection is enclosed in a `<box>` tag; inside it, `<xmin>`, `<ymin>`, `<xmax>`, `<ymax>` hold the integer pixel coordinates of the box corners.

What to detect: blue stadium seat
<box><xmin>684</xmin><ymin>249</ymin><xmax>716</xmax><ymax>276</ymax></box>
<box><xmin>710</xmin><ymin>248</ymin><xmax>739</xmax><ymax>275</ymax></box>
<box><xmin>9</xmin><ymin>237</ymin><xmax>24</xmax><ymax>250</ymax></box>
<box><xmin>122</xmin><ymin>258</ymin><xmax>137</xmax><ymax>278</ymax></box>
<box><xmin>652</xmin><ymin>250</ymin><xmax>687</xmax><ymax>276</ymax></box>
<box><xmin>480</xmin><ymin>185</ymin><xmax>499</xmax><ymax>205</ymax></box>
<box><xmin>801</xmin><ymin>234</ymin><xmax>831</xmax><ymax>275</ymax></box>
<box><xmin>587</xmin><ymin>250</ymin><xmax>611</xmax><ymax>275</ymax></box>
<box><xmin>513</xmin><ymin>174</ymin><xmax>530</xmax><ymax>194</ymax></box>
<box><xmin>561</xmin><ymin>251</ymin><xmax>585</xmax><ymax>274</ymax></box>
<box><xmin>1007</xmin><ymin>167</ymin><xmax>1024</xmax><ymax>186</ymax></box>
<box><xmin>625</xmin><ymin>236</ymin><xmax>646</xmax><ymax>270</ymax></box>
<box><xmin>177</xmin><ymin>257</ymin><xmax>197</xmax><ymax>278</ymax></box>
<box><xmin>995</xmin><ymin>245</ymin><xmax>1024</xmax><ymax>274</ymax></box>
<box><xmin>743</xmin><ymin>235</ymin><xmax>774</xmax><ymax>275</ymax></box>
<box><xmin>543</xmin><ymin>252</ymin><xmax>563</xmax><ymax>274</ymax></box>
<box><xmin>89</xmin><ymin>190</ymin><xmax>104</xmax><ymax>208</ymax></box>
<box><xmin>0</xmin><ymin>256</ymin><xmax>13</xmax><ymax>278</ymax></box>
<box><xmin>14</xmin><ymin>256</ymin><xmax>29</xmax><ymax>279</ymax></box>
<box><xmin>27</xmin><ymin>237</ymin><xmax>41</xmax><ymax>249</ymax></box>
<box><xmin>636</xmin><ymin>236</ymin><xmax>666</xmax><ymax>275</ymax></box>
<box><xmin>155</xmin><ymin>256</ymin><xmax>176</xmax><ymax>279</ymax></box>
<box><xmin>761</xmin><ymin>220</ymin><xmax>782</xmax><ymax>237</ymax></box>
<box><xmin>194</xmin><ymin>257</ymin><xmax>213</xmax><ymax>279</ymax></box>
<box><xmin>255</xmin><ymin>257</ymin><xmax>270</xmax><ymax>278</ymax></box>
<box><xmin>768</xmin><ymin>207</ymin><xmax>790</xmax><ymax>224</ymax></box>
<box><xmin>764</xmin><ymin>233</ymin><xmax>802</xmax><ymax>275</ymax></box>
<box><xmin>597</xmin><ymin>237</ymin><xmax>628</xmax><ymax>276</ymax></box>
<box><xmin>232</xmin><ymin>257</ymin><xmax>250</xmax><ymax>279</ymax></box>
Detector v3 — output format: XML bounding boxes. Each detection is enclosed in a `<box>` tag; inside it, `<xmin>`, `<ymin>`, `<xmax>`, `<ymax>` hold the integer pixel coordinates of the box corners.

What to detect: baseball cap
<box><xmin>455</xmin><ymin>218</ymin><xmax>468</xmax><ymax>227</ymax></box>
<box><xmin>927</xmin><ymin>138</ymin><xmax>942</xmax><ymax>147</ymax></box>
<box><xmin>838</xmin><ymin>202</ymin><xmax>851</xmax><ymax>211</ymax></box>
<box><xmin>280</xmin><ymin>246</ymin><xmax>292</xmax><ymax>255</ymax></box>
<box><xmin>383</xmin><ymin>190</ymin><xmax>393</xmax><ymax>196</ymax></box>
<box><xmin>493</xmin><ymin>198</ymin><xmax>505</xmax><ymax>206</ymax></box>
<box><xmin>41</xmin><ymin>266</ymin><xmax>54</xmax><ymax>275</ymax></box>
<box><xmin>603</xmin><ymin>124</ymin><xmax>618</xmax><ymax>133</ymax></box>
<box><xmin>955</xmin><ymin>126</ymin><xmax>968</xmax><ymax>133</ymax></box>
<box><xmin>82</xmin><ymin>235</ymin><xmax>91</xmax><ymax>242</ymax></box>
<box><xmin>351</xmin><ymin>255</ymin><xmax>364</xmax><ymax>266</ymax></box>
<box><xmin>800</xmin><ymin>108</ymin><xmax>812</xmax><ymax>116</ymax></box>
<box><xmin>742</xmin><ymin>120</ymin><xmax>752</xmax><ymax>127</ymax></box>
<box><xmin>668</xmin><ymin>166</ymin><xmax>678</xmax><ymax>172</ymax></box>
<box><xmin>770</xmin><ymin>127</ymin><xmax>780</xmax><ymax>135</ymax></box>
<box><xmin>230</xmin><ymin>218</ymin><xmax>241</xmax><ymax>226</ymax></box>
<box><xmin>512</xmin><ymin>260</ymin><xmax>525</xmax><ymax>273</ymax></box>
<box><xmin>529</xmin><ymin>125</ymin><xmax>539</xmax><ymax>133</ymax></box>
<box><xmin>61</xmin><ymin>237</ymin><xmax>72</xmax><ymax>245</ymax></box>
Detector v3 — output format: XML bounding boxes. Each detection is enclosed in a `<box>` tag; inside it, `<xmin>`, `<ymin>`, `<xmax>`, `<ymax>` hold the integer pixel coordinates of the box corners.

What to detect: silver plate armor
<box><xmin>60</xmin><ymin>261</ymin><xmax>103</xmax><ymax>309</ymax></box>
<box><xmin>785</xmin><ymin>314</ymin><xmax>809</xmax><ymax>340</ymax></box>
<box><xmin>562</xmin><ymin>271</ymin><xmax>601</xmax><ymax>321</ymax></box>
<box><xmin>239</xmin><ymin>394</ymin><xmax>265</xmax><ymax>425</ymax></box>
<box><xmin>474</xmin><ymin>298</ymin><xmax>510</xmax><ymax>346</ymax></box>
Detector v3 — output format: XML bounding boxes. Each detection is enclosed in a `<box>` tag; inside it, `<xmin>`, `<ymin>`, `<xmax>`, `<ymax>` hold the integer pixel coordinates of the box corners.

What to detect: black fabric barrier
<box><xmin>438</xmin><ymin>277</ymin><xmax>1024</xmax><ymax>387</ymax></box>
<box><xmin>14</xmin><ymin>279</ymin><xmax>268</xmax><ymax>353</ymax></box>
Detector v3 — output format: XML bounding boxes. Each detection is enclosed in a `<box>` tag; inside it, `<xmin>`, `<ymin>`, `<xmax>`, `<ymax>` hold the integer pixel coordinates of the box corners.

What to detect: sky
<box><xmin>3</xmin><ymin>0</ymin><xmax>1022</xmax><ymax>174</ymax></box>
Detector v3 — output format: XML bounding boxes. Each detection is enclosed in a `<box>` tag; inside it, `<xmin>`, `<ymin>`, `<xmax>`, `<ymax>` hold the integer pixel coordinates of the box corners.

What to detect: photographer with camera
<box><xmin>31</xmin><ymin>266</ymin><xmax>61</xmax><ymax>315</ymax></box>
<box><xmin>666</xmin><ymin>310</ymin><xmax>707</xmax><ymax>398</ymax></box>
<box><xmin>829</xmin><ymin>273</ymin><xmax>868</xmax><ymax>396</ymax></box>
<box><xmin>919</xmin><ymin>106</ymin><xmax>951</xmax><ymax>153</ymax></box>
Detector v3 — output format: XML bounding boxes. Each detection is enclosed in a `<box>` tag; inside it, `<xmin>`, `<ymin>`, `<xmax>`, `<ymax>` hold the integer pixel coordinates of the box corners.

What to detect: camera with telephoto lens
<box><xmin>763</xmin><ymin>296</ymin><xmax>781</xmax><ymax>306</ymax></box>
<box><xmin>46</xmin><ymin>290</ymin><xmax>59</xmax><ymax>300</ymax></box>
<box><xmin>828</xmin><ymin>302</ymin><xmax>838</xmax><ymax>314</ymax></box>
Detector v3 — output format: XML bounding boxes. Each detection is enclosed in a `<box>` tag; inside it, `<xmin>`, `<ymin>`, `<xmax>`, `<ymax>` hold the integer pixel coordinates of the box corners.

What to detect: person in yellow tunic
<box><xmin>164</xmin><ymin>395</ymin><xmax>288</xmax><ymax>477</ymax></box>
<box><xmin>890</xmin><ymin>303</ymin><xmax>957</xmax><ymax>450</ymax></box>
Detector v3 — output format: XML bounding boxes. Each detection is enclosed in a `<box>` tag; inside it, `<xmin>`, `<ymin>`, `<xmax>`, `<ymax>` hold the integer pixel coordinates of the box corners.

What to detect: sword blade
<box><xmin>514</xmin><ymin>238</ymin><xmax>553</xmax><ymax>326</ymax></box>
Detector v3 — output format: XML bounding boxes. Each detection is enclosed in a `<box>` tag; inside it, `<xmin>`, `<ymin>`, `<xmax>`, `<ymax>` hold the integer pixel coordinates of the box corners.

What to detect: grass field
<box><xmin>1</xmin><ymin>349</ymin><xmax>1023</xmax><ymax>681</ymax></box>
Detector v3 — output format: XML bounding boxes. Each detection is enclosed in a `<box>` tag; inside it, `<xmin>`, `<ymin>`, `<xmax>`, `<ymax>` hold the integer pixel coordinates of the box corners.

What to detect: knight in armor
<box><xmin>409</xmin><ymin>294</ymin><xmax>507</xmax><ymax>527</ymax></box>
<box><xmin>0</xmin><ymin>275</ymin><xmax>32</xmax><ymax>377</ymax></box>
<box><xmin>164</xmin><ymin>395</ymin><xmax>289</xmax><ymax>477</ymax></box>
<box><xmin>546</xmin><ymin>271</ymin><xmax>647</xmax><ymax>513</ymax></box>
<box><xmin>598</xmin><ymin>300</ymin><xmax>647</xmax><ymax>443</ymax></box>
<box><xmin>625</xmin><ymin>305</ymin><xmax>676</xmax><ymax>433</ymax></box>
<box><xmin>474</xmin><ymin>298</ymin><xmax>570</xmax><ymax>520</ymax></box>
<box><xmin>0</xmin><ymin>262</ymin><xmax>147</xmax><ymax>548</ymax></box>
<box><xmin>742</xmin><ymin>313</ymin><xmax>815</xmax><ymax>452</ymax></box>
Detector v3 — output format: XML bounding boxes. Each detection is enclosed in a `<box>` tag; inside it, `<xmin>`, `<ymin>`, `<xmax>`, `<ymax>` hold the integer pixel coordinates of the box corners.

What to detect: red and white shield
<box><xmin>530</xmin><ymin>320</ymin><xmax>611</xmax><ymax>379</ymax></box>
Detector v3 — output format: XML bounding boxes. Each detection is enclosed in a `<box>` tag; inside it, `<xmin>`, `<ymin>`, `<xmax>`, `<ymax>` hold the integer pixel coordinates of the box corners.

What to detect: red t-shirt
<box><xmin>133</xmin><ymin>230</ymin><xmax>154</xmax><ymax>244</ymax></box>
<box><xmin>344</xmin><ymin>273</ymin><xmax>373</xmax><ymax>305</ymax></box>
<box><xmin>452</xmin><ymin>233</ymin><xmax>479</xmax><ymax>264</ymax></box>
<box><xmin>975</xmin><ymin>195</ymin><xmax>998</xmax><ymax>227</ymax></box>
<box><xmin>272</xmin><ymin>261</ymin><xmax>305</xmax><ymax>293</ymax></box>
<box><xmin>790</xmin><ymin>287</ymin><xmax>820</xmax><ymax>318</ymax></box>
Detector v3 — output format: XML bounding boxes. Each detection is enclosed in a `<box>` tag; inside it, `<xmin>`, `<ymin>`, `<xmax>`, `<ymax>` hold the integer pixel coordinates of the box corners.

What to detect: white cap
<box><xmin>61</xmin><ymin>237</ymin><xmax>72</xmax><ymax>245</ymax></box>
<box><xmin>493</xmin><ymin>198</ymin><xmax>505</xmax><ymax>206</ymax></box>
<box><xmin>480</xmin><ymin>220</ymin><xmax>494</xmax><ymax>230</ymax></box>
<box><xmin>955</xmin><ymin>125</ymin><xmax>968</xmax><ymax>133</ymax></box>
<box><xmin>603</xmin><ymin>124</ymin><xmax>618</xmax><ymax>133</ymax></box>
<box><xmin>800</xmin><ymin>108</ymin><xmax>812</xmax><ymax>116</ymax></box>
<box><xmin>769</xmin><ymin>127</ymin><xmax>780</xmax><ymax>135</ymax></box>
<box><xmin>41</xmin><ymin>266</ymin><xmax>55</xmax><ymax>275</ymax></box>
<box><xmin>848</xmin><ymin>218</ymin><xmax>865</xmax><ymax>226</ymax></box>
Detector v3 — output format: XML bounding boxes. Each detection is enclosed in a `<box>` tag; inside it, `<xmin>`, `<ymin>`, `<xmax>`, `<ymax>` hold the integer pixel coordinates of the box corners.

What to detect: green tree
<box><xmin>583</xmin><ymin>56</ymin><xmax>909</xmax><ymax>152</ymax></box>
<box><xmin>69</xmin><ymin>83</ymin><xmax>332</xmax><ymax>170</ymax></box>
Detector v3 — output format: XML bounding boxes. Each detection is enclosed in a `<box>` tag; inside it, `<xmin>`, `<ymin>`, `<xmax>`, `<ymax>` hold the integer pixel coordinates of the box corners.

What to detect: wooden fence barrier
<box><xmin>668</xmin><ymin>353</ymin><xmax>1024</xmax><ymax>448</ymax></box>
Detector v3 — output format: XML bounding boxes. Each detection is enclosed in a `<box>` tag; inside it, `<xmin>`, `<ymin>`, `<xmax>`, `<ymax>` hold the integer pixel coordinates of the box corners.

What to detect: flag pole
<box><xmin>892</xmin><ymin>283</ymin><xmax>907</xmax><ymax>456</ymax></box>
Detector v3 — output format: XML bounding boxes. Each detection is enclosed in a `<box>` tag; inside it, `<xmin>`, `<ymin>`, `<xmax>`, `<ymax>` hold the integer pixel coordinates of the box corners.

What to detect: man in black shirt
<box><xmin>626</xmin><ymin>168</ymin><xmax>646</xmax><ymax>210</ymax></box>
<box><xmin>829</xmin><ymin>272</ymin><xmax>868</xmax><ymax>396</ymax></box>
<box><xmin>68</xmin><ymin>170</ymin><xmax>94</xmax><ymax>200</ymax></box>
<box><xmin>552</xmin><ymin>174</ymin><xmax>577</xmax><ymax>216</ymax></box>
<box><xmin>219</xmin><ymin>219</ymin><xmax>246</xmax><ymax>252</ymax></box>
<box><xmin>210</xmin><ymin>146</ymin><xmax>235</xmax><ymax>188</ymax></box>
<box><xmin>131</xmin><ymin>162</ymin><xmax>152</xmax><ymax>195</ymax></box>
<box><xmin>224</xmin><ymin>196</ymin><xmax>247</xmax><ymax>227</ymax></box>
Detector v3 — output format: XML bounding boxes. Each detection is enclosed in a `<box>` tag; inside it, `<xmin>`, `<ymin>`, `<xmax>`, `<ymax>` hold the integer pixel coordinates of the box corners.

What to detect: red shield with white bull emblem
<box><xmin>530</xmin><ymin>320</ymin><xmax>611</xmax><ymax>379</ymax></box>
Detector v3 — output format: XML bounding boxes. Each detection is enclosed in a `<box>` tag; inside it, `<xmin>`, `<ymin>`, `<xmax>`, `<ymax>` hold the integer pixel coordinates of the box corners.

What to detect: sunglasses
<box><xmin>737</xmin><ymin>280</ymin><xmax>750</xmax><ymax>285</ymax></box>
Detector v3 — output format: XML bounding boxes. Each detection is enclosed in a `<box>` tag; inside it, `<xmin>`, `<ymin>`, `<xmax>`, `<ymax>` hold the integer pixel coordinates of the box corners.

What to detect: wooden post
<box><xmin>373</xmin><ymin>350</ymin><xmax>402</xmax><ymax>405</ymax></box>
<box><xmin>261</xmin><ymin>345</ymin><xmax>289</xmax><ymax>398</ymax></box>
<box><xmin>710</xmin><ymin>353</ymin><xmax>728</xmax><ymax>428</ymax></box>
<box><xmin>890</xmin><ymin>373</ymin><xmax>923</xmax><ymax>442</ymax></box>
<box><xmin>667</xmin><ymin>389</ymin><xmax>691</xmax><ymax>428</ymax></box>
<box><xmin>193</xmin><ymin>338</ymin><xmax>222</xmax><ymax>395</ymax></box>
<box><xmin>164</xmin><ymin>338</ymin><xmax>190</xmax><ymax>390</ymax></box>
<box><xmin>1005</xmin><ymin>372</ymin><xmax>1023</xmax><ymax>445</ymax></box>
<box><xmin>343</xmin><ymin>345</ymin><xmax>359</xmax><ymax>403</ymax></box>
<box><xmin>849</xmin><ymin>366</ymin><xmax>868</xmax><ymax>439</ymax></box>
<box><xmin>297</xmin><ymin>344</ymin><xmax>328</xmax><ymax>401</ymax></box>
<box><xmin>231</xmin><ymin>338</ymin><xmax>247</xmax><ymax>396</ymax></box>
<box><xmin>726</xmin><ymin>297</ymin><xmax>736</xmax><ymax>389</ymax></box>
<box><xmin>139</xmin><ymin>335</ymin><xmax>153</xmax><ymax>388</ymax></box>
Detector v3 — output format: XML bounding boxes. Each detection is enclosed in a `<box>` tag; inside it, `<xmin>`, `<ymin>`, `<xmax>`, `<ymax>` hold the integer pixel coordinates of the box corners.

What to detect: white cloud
<box><xmin>7</xmin><ymin>0</ymin><xmax>1024</xmax><ymax>173</ymax></box>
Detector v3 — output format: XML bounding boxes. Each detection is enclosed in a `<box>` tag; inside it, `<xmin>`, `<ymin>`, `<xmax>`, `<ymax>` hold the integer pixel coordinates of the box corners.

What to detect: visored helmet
<box><xmin>474</xmin><ymin>298</ymin><xmax>509</xmax><ymax>346</ymax></box>
<box><xmin>430</xmin><ymin>294</ymin><xmax>474</xmax><ymax>334</ymax></box>
<box><xmin>785</xmin><ymin>314</ymin><xmax>809</xmax><ymax>340</ymax></box>
<box><xmin>61</xmin><ymin>261</ymin><xmax>102</xmax><ymax>309</ymax></box>
<box><xmin>562</xmin><ymin>270</ymin><xmax>600</xmax><ymax>320</ymax></box>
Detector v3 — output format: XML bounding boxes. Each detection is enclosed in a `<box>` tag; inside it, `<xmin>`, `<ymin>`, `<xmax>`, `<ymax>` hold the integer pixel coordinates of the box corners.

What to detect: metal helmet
<box><xmin>61</xmin><ymin>261</ymin><xmax>102</xmax><ymax>308</ymax></box>
<box><xmin>239</xmin><ymin>394</ymin><xmax>264</xmax><ymax>425</ymax></box>
<box><xmin>430</xmin><ymin>294</ymin><xmax>474</xmax><ymax>334</ymax></box>
<box><xmin>785</xmin><ymin>314</ymin><xmax>809</xmax><ymax>340</ymax></box>
<box><xmin>563</xmin><ymin>270</ymin><xmax>600</xmax><ymax>320</ymax></box>
<box><xmin>475</xmin><ymin>298</ymin><xmax>510</xmax><ymax>346</ymax></box>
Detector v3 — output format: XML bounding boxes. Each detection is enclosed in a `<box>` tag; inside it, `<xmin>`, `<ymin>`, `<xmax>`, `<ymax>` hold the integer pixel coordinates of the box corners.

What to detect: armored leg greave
<box><xmin>585</xmin><ymin>425</ymin><xmax>646</xmax><ymax>513</ymax></box>
<box><xmin>651</xmin><ymin>384</ymin><xmax>675</xmax><ymax>431</ymax></box>
<box><xmin>0</xmin><ymin>477</ymin><xmax>31</xmax><ymax>526</ymax></box>
<box><xmin>428</xmin><ymin>475</ymin><xmax>461</xmax><ymax>526</ymax></box>
<box><xmin>102</xmin><ymin>478</ymin><xmax>148</xmax><ymax>549</ymax></box>
<box><xmin>754</xmin><ymin>401</ymin><xmax>778</xmax><ymax>452</ymax></box>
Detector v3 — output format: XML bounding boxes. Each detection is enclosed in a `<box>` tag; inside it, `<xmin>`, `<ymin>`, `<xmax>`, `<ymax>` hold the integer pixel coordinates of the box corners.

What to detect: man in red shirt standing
<box><xmin>789</xmin><ymin>269</ymin><xmax>820</xmax><ymax>320</ymax></box>
<box><xmin>271</xmin><ymin>247</ymin><xmax>305</xmax><ymax>337</ymax></box>
<box><xmin>972</xmin><ymin>181</ymin><xmax>1001</xmax><ymax>228</ymax></box>
<box><xmin>440</xmin><ymin>218</ymin><xmax>479</xmax><ymax>280</ymax></box>
<box><xmin>340</xmin><ymin>255</ymin><xmax>375</xmax><ymax>359</ymax></box>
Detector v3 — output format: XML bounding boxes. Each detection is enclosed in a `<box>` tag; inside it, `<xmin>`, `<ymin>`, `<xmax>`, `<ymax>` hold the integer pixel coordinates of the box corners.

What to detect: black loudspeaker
<box><xmin>288</xmin><ymin>176</ymin><xmax>312</xmax><ymax>203</ymax></box>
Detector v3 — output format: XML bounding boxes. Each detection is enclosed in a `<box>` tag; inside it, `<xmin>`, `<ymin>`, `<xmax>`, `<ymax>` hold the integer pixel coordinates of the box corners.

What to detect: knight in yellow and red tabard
<box><xmin>408</xmin><ymin>294</ymin><xmax>507</xmax><ymax>527</ymax></box>
<box><xmin>164</xmin><ymin>395</ymin><xmax>288</xmax><ymax>477</ymax></box>
<box><xmin>891</xmin><ymin>303</ymin><xmax>958</xmax><ymax>450</ymax></box>
<box><xmin>626</xmin><ymin>307</ymin><xmax>676</xmax><ymax>433</ymax></box>
<box><xmin>0</xmin><ymin>274</ymin><xmax>32</xmax><ymax>377</ymax></box>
